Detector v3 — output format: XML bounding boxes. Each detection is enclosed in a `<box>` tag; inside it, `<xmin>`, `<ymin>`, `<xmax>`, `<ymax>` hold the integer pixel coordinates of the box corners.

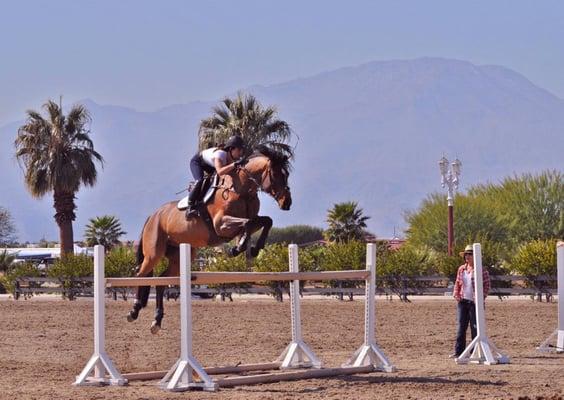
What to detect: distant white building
<box><xmin>2</xmin><ymin>244</ymin><xmax>93</xmax><ymax>261</ymax></box>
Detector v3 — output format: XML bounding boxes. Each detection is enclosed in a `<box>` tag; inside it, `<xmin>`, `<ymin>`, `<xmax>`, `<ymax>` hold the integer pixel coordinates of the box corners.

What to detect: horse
<box><xmin>126</xmin><ymin>146</ymin><xmax>292</xmax><ymax>333</ymax></box>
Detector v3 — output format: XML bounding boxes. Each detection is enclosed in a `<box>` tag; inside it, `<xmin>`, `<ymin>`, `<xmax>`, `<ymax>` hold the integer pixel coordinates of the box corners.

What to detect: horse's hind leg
<box><xmin>126</xmin><ymin>229</ymin><xmax>167</xmax><ymax>326</ymax></box>
<box><xmin>151</xmin><ymin>285</ymin><xmax>165</xmax><ymax>334</ymax></box>
<box><xmin>150</xmin><ymin>245</ymin><xmax>181</xmax><ymax>334</ymax></box>
<box><xmin>127</xmin><ymin>275</ymin><xmax>152</xmax><ymax>322</ymax></box>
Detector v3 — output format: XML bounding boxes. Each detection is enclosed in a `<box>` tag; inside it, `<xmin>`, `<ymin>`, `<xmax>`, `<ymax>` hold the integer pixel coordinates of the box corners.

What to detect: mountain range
<box><xmin>1</xmin><ymin>57</ymin><xmax>563</xmax><ymax>242</ymax></box>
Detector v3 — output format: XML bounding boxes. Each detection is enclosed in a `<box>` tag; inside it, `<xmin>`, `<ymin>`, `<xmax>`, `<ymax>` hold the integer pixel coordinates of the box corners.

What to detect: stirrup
<box><xmin>185</xmin><ymin>205</ymin><xmax>199</xmax><ymax>219</ymax></box>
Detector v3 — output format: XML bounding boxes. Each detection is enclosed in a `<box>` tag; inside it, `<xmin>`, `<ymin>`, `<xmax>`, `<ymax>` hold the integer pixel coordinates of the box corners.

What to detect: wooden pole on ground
<box><xmin>215</xmin><ymin>365</ymin><xmax>375</xmax><ymax>388</ymax></box>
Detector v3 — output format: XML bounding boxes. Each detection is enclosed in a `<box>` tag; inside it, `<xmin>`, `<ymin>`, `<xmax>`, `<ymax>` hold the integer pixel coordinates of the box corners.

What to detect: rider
<box><xmin>185</xmin><ymin>135</ymin><xmax>246</xmax><ymax>219</ymax></box>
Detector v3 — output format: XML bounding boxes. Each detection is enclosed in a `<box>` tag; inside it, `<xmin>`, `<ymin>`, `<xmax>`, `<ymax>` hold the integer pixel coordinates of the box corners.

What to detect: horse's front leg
<box><xmin>249</xmin><ymin>216</ymin><xmax>273</xmax><ymax>257</ymax></box>
<box><xmin>214</xmin><ymin>215</ymin><xmax>252</xmax><ymax>257</ymax></box>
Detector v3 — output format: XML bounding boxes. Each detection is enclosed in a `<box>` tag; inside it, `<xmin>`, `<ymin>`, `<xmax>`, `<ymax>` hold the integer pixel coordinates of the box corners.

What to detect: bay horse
<box><xmin>127</xmin><ymin>146</ymin><xmax>292</xmax><ymax>333</ymax></box>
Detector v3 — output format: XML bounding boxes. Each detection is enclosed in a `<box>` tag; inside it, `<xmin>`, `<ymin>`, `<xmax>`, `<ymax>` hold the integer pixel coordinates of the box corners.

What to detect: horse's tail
<box><xmin>135</xmin><ymin>217</ymin><xmax>150</xmax><ymax>272</ymax></box>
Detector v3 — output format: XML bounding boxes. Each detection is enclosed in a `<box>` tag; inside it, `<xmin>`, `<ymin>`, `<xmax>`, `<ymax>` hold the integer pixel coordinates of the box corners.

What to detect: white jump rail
<box><xmin>538</xmin><ymin>241</ymin><xmax>564</xmax><ymax>353</ymax></box>
<box><xmin>74</xmin><ymin>243</ymin><xmax>395</xmax><ymax>391</ymax></box>
<box><xmin>456</xmin><ymin>243</ymin><xmax>510</xmax><ymax>365</ymax></box>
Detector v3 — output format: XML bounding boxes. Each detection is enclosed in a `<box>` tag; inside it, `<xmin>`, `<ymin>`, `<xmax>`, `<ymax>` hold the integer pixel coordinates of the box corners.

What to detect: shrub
<box><xmin>48</xmin><ymin>254</ymin><xmax>93</xmax><ymax>300</ymax></box>
<box><xmin>509</xmin><ymin>239</ymin><xmax>557</xmax><ymax>300</ymax></box>
<box><xmin>318</xmin><ymin>240</ymin><xmax>367</xmax><ymax>291</ymax></box>
<box><xmin>0</xmin><ymin>262</ymin><xmax>41</xmax><ymax>296</ymax></box>
<box><xmin>105</xmin><ymin>246</ymin><xmax>136</xmax><ymax>277</ymax></box>
<box><xmin>378</xmin><ymin>245</ymin><xmax>432</xmax><ymax>301</ymax></box>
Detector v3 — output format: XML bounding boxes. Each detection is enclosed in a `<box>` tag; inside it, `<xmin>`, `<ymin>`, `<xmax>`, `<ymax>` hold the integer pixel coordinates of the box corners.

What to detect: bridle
<box><xmin>237</xmin><ymin>160</ymin><xmax>289</xmax><ymax>201</ymax></box>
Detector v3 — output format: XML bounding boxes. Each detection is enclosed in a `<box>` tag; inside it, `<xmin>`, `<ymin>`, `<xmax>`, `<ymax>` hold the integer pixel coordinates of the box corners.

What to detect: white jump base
<box><xmin>455</xmin><ymin>243</ymin><xmax>510</xmax><ymax>365</ymax></box>
<box><xmin>74</xmin><ymin>243</ymin><xmax>395</xmax><ymax>391</ymax></box>
<box><xmin>537</xmin><ymin>241</ymin><xmax>564</xmax><ymax>353</ymax></box>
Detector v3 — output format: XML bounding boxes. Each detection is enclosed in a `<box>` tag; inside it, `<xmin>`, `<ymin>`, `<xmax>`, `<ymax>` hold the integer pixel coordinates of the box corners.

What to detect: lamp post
<box><xmin>439</xmin><ymin>157</ymin><xmax>462</xmax><ymax>256</ymax></box>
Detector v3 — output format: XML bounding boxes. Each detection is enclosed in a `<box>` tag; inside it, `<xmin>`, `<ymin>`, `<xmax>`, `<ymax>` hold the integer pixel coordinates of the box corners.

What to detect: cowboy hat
<box><xmin>459</xmin><ymin>244</ymin><xmax>473</xmax><ymax>257</ymax></box>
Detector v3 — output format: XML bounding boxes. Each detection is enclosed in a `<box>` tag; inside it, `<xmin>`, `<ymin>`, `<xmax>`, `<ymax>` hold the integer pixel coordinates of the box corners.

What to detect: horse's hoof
<box><xmin>228</xmin><ymin>247</ymin><xmax>240</xmax><ymax>257</ymax></box>
<box><xmin>250</xmin><ymin>246</ymin><xmax>260</xmax><ymax>258</ymax></box>
<box><xmin>150</xmin><ymin>321</ymin><xmax>161</xmax><ymax>334</ymax></box>
<box><xmin>127</xmin><ymin>312</ymin><xmax>137</xmax><ymax>322</ymax></box>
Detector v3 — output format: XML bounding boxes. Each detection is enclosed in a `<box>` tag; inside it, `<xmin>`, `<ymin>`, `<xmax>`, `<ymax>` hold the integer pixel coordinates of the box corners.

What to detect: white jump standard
<box><xmin>160</xmin><ymin>244</ymin><xmax>217</xmax><ymax>391</ymax></box>
<box><xmin>538</xmin><ymin>241</ymin><xmax>564</xmax><ymax>353</ymax></box>
<box><xmin>456</xmin><ymin>243</ymin><xmax>510</xmax><ymax>365</ymax></box>
<box><xmin>343</xmin><ymin>243</ymin><xmax>395</xmax><ymax>372</ymax></box>
<box><xmin>276</xmin><ymin>244</ymin><xmax>322</xmax><ymax>369</ymax></box>
<box><xmin>74</xmin><ymin>243</ymin><xmax>395</xmax><ymax>391</ymax></box>
<box><xmin>73</xmin><ymin>245</ymin><xmax>127</xmax><ymax>386</ymax></box>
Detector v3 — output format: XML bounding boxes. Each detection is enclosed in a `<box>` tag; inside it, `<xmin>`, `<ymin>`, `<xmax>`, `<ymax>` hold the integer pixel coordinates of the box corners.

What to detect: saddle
<box><xmin>177</xmin><ymin>174</ymin><xmax>231</xmax><ymax>244</ymax></box>
<box><xmin>177</xmin><ymin>174</ymin><xmax>219</xmax><ymax>211</ymax></box>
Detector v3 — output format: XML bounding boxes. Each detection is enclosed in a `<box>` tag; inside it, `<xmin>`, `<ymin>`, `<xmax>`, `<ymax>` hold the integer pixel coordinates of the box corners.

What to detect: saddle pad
<box><xmin>177</xmin><ymin>174</ymin><xmax>219</xmax><ymax>210</ymax></box>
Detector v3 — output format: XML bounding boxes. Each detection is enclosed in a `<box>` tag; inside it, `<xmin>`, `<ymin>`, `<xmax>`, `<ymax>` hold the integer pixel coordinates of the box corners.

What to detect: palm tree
<box><xmin>0</xmin><ymin>250</ymin><xmax>17</xmax><ymax>274</ymax></box>
<box><xmin>198</xmin><ymin>92</ymin><xmax>294</xmax><ymax>159</ymax></box>
<box><xmin>84</xmin><ymin>215</ymin><xmax>126</xmax><ymax>250</ymax></box>
<box><xmin>325</xmin><ymin>202</ymin><xmax>371</xmax><ymax>243</ymax></box>
<box><xmin>14</xmin><ymin>100</ymin><xmax>103</xmax><ymax>256</ymax></box>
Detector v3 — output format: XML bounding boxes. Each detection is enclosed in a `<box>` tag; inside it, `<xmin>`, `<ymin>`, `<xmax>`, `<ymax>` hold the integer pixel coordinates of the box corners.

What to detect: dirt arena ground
<box><xmin>0</xmin><ymin>296</ymin><xmax>562</xmax><ymax>400</ymax></box>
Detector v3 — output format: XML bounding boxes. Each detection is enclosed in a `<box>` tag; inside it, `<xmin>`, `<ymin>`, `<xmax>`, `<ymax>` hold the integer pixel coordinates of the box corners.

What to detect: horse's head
<box><xmin>244</xmin><ymin>146</ymin><xmax>292</xmax><ymax>210</ymax></box>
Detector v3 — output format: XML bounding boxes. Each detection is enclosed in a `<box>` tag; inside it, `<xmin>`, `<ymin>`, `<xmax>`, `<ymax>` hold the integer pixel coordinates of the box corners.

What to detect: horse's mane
<box><xmin>249</xmin><ymin>145</ymin><xmax>292</xmax><ymax>177</ymax></box>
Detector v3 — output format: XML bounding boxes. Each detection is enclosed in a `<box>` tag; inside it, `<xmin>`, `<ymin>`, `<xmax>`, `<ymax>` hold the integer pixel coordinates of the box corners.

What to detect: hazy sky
<box><xmin>1</xmin><ymin>0</ymin><xmax>563</xmax><ymax>124</ymax></box>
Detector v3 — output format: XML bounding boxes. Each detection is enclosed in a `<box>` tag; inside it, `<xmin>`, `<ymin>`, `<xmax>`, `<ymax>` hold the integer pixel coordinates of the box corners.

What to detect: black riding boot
<box><xmin>185</xmin><ymin>179</ymin><xmax>204</xmax><ymax>219</ymax></box>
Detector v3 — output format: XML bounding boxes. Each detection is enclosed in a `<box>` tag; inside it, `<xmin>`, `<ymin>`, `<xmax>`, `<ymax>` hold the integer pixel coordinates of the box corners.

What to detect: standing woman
<box><xmin>186</xmin><ymin>135</ymin><xmax>246</xmax><ymax>219</ymax></box>
<box><xmin>450</xmin><ymin>244</ymin><xmax>491</xmax><ymax>358</ymax></box>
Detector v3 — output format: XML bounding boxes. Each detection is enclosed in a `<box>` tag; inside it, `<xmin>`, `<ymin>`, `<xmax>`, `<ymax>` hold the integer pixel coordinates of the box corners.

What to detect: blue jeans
<box><xmin>455</xmin><ymin>299</ymin><xmax>477</xmax><ymax>356</ymax></box>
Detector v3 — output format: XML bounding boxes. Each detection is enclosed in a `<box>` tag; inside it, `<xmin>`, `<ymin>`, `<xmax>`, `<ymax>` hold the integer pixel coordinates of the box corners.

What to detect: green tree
<box><xmin>265</xmin><ymin>225</ymin><xmax>324</xmax><ymax>245</ymax></box>
<box><xmin>325</xmin><ymin>202</ymin><xmax>370</xmax><ymax>243</ymax></box>
<box><xmin>84</xmin><ymin>215</ymin><xmax>127</xmax><ymax>250</ymax></box>
<box><xmin>510</xmin><ymin>239</ymin><xmax>557</xmax><ymax>278</ymax></box>
<box><xmin>509</xmin><ymin>239</ymin><xmax>557</xmax><ymax>301</ymax></box>
<box><xmin>404</xmin><ymin>193</ymin><xmax>509</xmax><ymax>261</ymax></box>
<box><xmin>198</xmin><ymin>92</ymin><xmax>294</xmax><ymax>159</ymax></box>
<box><xmin>14</xmin><ymin>100</ymin><xmax>103</xmax><ymax>255</ymax></box>
<box><xmin>0</xmin><ymin>207</ymin><xmax>17</xmax><ymax>246</ymax></box>
<box><xmin>470</xmin><ymin>171</ymin><xmax>563</xmax><ymax>248</ymax></box>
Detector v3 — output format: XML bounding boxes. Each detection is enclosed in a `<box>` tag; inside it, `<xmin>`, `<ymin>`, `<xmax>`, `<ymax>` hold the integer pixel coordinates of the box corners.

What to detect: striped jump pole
<box><xmin>456</xmin><ymin>243</ymin><xmax>510</xmax><ymax>365</ymax></box>
<box><xmin>538</xmin><ymin>241</ymin><xmax>564</xmax><ymax>353</ymax></box>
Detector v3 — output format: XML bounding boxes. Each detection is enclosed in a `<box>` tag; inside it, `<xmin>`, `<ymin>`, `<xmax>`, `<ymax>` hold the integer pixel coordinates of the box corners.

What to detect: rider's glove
<box><xmin>234</xmin><ymin>158</ymin><xmax>246</xmax><ymax>167</ymax></box>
